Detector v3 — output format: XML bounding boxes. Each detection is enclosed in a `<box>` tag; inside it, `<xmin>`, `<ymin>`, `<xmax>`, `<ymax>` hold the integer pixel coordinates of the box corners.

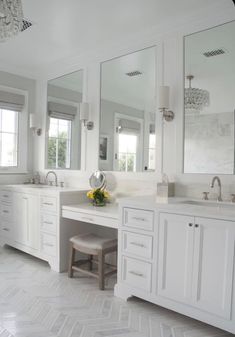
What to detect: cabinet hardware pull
<box><xmin>130</xmin><ymin>242</ymin><xmax>145</xmax><ymax>248</ymax></box>
<box><xmin>81</xmin><ymin>217</ymin><xmax>94</xmax><ymax>222</ymax></box>
<box><xmin>129</xmin><ymin>271</ymin><xmax>144</xmax><ymax>277</ymax></box>
<box><xmin>195</xmin><ymin>224</ymin><xmax>199</xmax><ymax>228</ymax></box>
<box><xmin>132</xmin><ymin>217</ymin><xmax>146</xmax><ymax>222</ymax></box>
<box><xmin>44</xmin><ymin>221</ymin><xmax>53</xmax><ymax>225</ymax></box>
<box><xmin>23</xmin><ymin>197</ymin><xmax>28</xmax><ymax>200</ymax></box>
<box><xmin>44</xmin><ymin>243</ymin><xmax>54</xmax><ymax>247</ymax></box>
<box><xmin>3</xmin><ymin>210</ymin><xmax>9</xmax><ymax>213</ymax></box>
<box><xmin>2</xmin><ymin>228</ymin><xmax>9</xmax><ymax>231</ymax></box>
<box><xmin>3</xmin><ymin>195</ymin><xmax>8</xmax><ymax>198</ymax></box>
<box><xmin>188</xmin><ymin>223</ymin><xmax>193</xmax><ymax>227</ymax></box>
<box><xmin>43</xmin><ymin>202</ymin><xmax>53</xmax><ymax>206</ymax></box>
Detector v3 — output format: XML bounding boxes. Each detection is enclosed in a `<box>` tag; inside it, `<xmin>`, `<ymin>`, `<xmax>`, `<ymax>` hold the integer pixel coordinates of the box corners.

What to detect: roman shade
<box><xmin>48</xmin><ymin>102</ymin><xmax>77</xmax><ymax>121</ymax></box>
<box><xmin>0</xmin><ymin>90</ymin><xmax>25</xmax><ymax>112</ymax></box>
<box><xmin>118</xmin><ymin>118</ymin><xmax>141</xmax><ymax>134</ymax></box>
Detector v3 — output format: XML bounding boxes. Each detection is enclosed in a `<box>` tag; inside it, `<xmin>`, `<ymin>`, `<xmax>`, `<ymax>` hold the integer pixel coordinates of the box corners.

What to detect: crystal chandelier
<box><xmin>0</xmin><ymin>0</ymin><xmax>24</xmax><ymax>42</ymax></box>
<box><xmin>185</xmin><ymin>75</ymin><xmax>210</xmax><ymax>112</ymax></box>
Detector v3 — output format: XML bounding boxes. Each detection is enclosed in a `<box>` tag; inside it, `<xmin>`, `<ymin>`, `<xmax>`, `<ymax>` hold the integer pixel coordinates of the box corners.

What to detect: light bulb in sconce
<box><xmin>79</xmin><ymin>102</ymin><xmax>94</xmax><ymax>130</ymax></box>
<box><xmin>158</xmin><ymin>86</ymin><xmax>174</xmax><ymax>122</ymax></box>
<box><xmin>29</xmin><ymin>113</ymin><xmax>42</xmax><ymax>136</ymax></box>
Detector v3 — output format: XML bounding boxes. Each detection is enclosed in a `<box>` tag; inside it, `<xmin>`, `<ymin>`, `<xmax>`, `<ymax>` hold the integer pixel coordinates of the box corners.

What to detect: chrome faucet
<box><xmin>210</xmin><ymin>176</ymin><xmax>222</xmax><ymax>202</ymax></box>
<box><xmin>46</xmin><ymin>171</ymin><xmax>58</xmax><ymax>187</ymax></box>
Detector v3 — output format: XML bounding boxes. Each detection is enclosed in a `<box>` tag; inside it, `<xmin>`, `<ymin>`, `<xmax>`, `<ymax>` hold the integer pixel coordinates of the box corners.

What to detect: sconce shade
<box><xmin>80</xmin><ymin>102</ymin><xmax>89</xmax><ymax>121</ymax></box>
<box><xmin>29</xmin><ymin>113</ymin><xmax>37</xmax><ymax>128</ymax></box>
<box><xmin>159</xmin><ymin>86</ymin><xmax>170</xmax><ymax>109</ymax></box>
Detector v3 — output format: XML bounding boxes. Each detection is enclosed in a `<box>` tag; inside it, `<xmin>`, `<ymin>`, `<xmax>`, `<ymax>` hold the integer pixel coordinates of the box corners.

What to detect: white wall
<box><xmin>26</xmin><ymin>7</ymin><xmax>235</xmax><ymax>200</ymax></box>
<box><xmin>0</xmin><ymin>71</ymin><xmax>36</xmax><ymax>184</ymax></box>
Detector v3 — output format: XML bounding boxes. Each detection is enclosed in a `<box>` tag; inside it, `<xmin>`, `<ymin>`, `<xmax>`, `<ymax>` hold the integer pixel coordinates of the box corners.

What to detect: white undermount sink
<box><xmin>22</xmin><ymin>184</ymin><xmax>54</xmax><ymax>188</ymax></box>
<box><xmin>182</xmin><ymin>200</ymin><xmax>235</xmax><ymax>209</ymax></box>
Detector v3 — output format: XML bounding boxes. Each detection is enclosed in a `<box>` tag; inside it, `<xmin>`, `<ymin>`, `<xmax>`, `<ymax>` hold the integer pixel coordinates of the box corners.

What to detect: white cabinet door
<box><xmin>158</xmin><ymin>213</ymin><xmax>195</xmax><ymax>304</ymax></box>
<box><xmin>192</xmin><ymin>217</ymin><xmax>235</xmax><ymax>319</ymax></box>
<box><xmin>14</xmin><ymin>193</ymin><xmax>39</xmax><ymax>250</ymax></box>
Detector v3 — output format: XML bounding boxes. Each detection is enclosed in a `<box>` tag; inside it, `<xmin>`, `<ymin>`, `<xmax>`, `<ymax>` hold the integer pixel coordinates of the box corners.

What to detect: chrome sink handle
<box><xmin>202</xmin><ymin>192</ymin><xmax>209</xmax><ymax>201</ymax></box>
<box><xmin>231</xmin><ymin>194</ymin><xmax>235</xmax><ymax>203</ymax></box>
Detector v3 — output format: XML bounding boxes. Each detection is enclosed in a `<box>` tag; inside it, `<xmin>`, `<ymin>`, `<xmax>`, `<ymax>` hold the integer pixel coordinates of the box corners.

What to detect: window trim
<box><xmin>0</xmin><ymin>85</ymin><xmax>28</xmax><ymax>174</ymax></box>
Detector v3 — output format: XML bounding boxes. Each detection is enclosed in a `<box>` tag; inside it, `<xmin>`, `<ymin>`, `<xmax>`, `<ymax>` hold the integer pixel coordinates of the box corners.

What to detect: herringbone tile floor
<box><xmin>0</xmin><ymin>246</ymin><xmax>233</xmax><ymax>337</ymax></box>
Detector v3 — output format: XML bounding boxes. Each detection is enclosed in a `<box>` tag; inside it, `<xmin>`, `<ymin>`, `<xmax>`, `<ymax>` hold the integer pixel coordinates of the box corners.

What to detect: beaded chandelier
<box><xmin>0</xmin><ymin>0</ymin><xmax>24</xmax><ymax>42</ymax></box>
<box><xmin>185</xmin><ymin>75</ymin><xmax>210</xmax><ymax>112</ymax></box>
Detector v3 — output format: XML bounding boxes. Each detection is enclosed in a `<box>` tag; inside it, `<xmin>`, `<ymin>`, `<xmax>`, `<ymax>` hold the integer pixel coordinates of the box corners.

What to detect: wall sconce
<box><xmin>158</xmin><ymin>86</ymin><xmax>174</xmax><ymax>122</ymax></box>
<box><xmin>80</xmin><ymin>102</ymin><xmax>94</xmax><ymax>130</ymax></box>
<box><xmin>29</xmin><ymin>113</ymin><xmax>42</xmax><ymax>136</ymax></box>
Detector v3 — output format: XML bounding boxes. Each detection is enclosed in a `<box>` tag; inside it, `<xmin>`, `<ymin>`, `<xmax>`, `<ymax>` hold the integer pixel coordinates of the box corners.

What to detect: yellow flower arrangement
<box><xmin>87</xmin><ymin>188</ymin><xmax>110</xmax><ymax>206</ymax></box>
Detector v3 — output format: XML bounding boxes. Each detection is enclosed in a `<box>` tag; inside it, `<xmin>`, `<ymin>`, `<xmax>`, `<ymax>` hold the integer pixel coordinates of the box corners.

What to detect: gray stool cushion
<box><xmin>70</xmin><ymin>233</ymin><xmax>117</xmax><ymax>251</ymax></box>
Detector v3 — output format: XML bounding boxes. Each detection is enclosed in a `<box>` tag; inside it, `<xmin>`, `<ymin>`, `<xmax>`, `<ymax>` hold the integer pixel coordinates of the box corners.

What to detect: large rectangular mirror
<box><xmin>184</xmin><ymin>21</ymin><xmax>235</xmax><ymax>174</ymax></box>
<box><xmin>99</xmin><ymin>46</ymin><xmax>156</xmax><ymax>172</ymax></box>
<box><xmin>46</xmin><ymin>70</ymin><xmax>83</xmax><ymax>170</ymax></box>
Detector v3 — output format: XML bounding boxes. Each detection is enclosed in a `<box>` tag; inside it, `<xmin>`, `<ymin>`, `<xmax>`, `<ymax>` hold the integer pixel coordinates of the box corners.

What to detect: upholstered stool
<box><xmin>68</xmin><ymin>233</ymin><xmax>117</xmax><ymax>290</ymax></box>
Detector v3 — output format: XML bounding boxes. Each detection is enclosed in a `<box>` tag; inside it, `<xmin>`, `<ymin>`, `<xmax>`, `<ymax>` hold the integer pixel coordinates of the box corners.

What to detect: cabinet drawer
<box><xmin>122</xmin><ymin>256</ymin><xmax>152</xmax><ymax>292</ymax></box>
<box><xmin>41</xmin><ymin>196</ymin><xmax>57</xmax><ymax>213</ymax></box>
<box><xmin>41</xmin><ymin>213</ymin><xmax>57</xmax><ymax>234</ymax></box>
<box><xmin>123</xmin><ymin>208</ymin><xmax>154</xmax><ymax>231</ymax></box>
<box><xmin>0</xmin><ymin>204</ymin><xmax>13</xmax><ymax>220</ymax></box>
<box><xmin>0</xmin><ymin>221</ymin><xmax>12</xmax><ymax>239</ymax></box>
<box><xmin>41</xmin><ymin>233</ymin><xmax>56</xmax><ymax>256</ymax></box>
<box><xmin>0</xmin><ymin>191</ymin><xmax>13</xmax><ymax>203</ymax></box>
<box><xmin>62</xmin><ymin>209</ymin><xmax>118</xmax><ymax>229</ymax></box>
<box><xmin>122</xmin><ymin>231</ymin><xmax>153</xmax><ymax>259</ymax></box>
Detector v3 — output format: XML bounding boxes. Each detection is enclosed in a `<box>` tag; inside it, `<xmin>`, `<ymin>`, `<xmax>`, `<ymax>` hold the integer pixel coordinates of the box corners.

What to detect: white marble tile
<box><xmin>0</xmin><ymin>246</ymin><xmax>233</xmax><ymax>337</ymax></box>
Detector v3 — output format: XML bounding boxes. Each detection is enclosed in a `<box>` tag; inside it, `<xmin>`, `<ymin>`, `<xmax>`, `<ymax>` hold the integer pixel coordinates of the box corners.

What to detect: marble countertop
<box><xmin>0</xmin><ymin>184</ymin><xmax>87</xmax><ymax>194</ymax></box>
<box><xmin>119</xmin><ymin>195</ymin><xmax>235</xmax><ymax>222</ymax></box>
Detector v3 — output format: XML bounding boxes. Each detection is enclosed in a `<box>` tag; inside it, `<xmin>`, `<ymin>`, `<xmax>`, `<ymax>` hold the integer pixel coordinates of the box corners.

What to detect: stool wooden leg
<box><xmin>68</xmin><ymin>242</ymin><xmax>75</xmax><ymax>278</ymax></box>
<box><xmin>98</xmin><ymin>251</ymin><xmax>105</xmax><ymax>290</ymax></box>
<box><xmin>89</xmin><ymin>255</ymin><xmax>93</xmax><ymax>271</ymax></box>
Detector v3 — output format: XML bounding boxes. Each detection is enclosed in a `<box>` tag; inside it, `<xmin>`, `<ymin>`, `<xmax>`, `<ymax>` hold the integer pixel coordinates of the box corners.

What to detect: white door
<box><xmin>192</xmin><ymin>217</ymin><xmax>235</xmax><ymax>319</ymax></box>
<box><xmin>14</xmin><ymin>193</ymin><xmax>39</xmax><ymax>250</ymax></box>
<box><xmin>14</xmin><ymin>192</ymin><xmax>28</xmax><ymax>245</ymax></box>
<box><xmin>27</xmin><ymin>193</ymin><xmax>40</xmax><ymax>250</ymax></box>
<box><xmin>158</xmin><ymin>213</ymin><xmax>195</xmax><ymax>304</ymax></box>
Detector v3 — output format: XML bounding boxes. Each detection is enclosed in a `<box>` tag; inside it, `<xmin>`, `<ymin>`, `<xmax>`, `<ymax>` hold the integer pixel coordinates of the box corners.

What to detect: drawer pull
<box><xmin>44</xmin><ymin>243</ymin><xmax>54</xmax><ymax>247</ymax></box>
<box><xmin>2</xmin><ymin>228</ymin><xmax>9</xmax><ymax>231</ymax></box>
<box><xmin>130</xmin><ymin>242</ymin><xmax>145</xmax><ymax>248</ymax></box>
<box><xmin>44</xmin><ymin>221</ymin><xmax>53</xmax><ymax>225</ymax></box>
<box><xmin>81</xmin><ymin>217</ymin><xmax>94</xmax><ymax>222</ymax></box>
<box><xmin>3</xmin><ymin>195</ymin><xmax>9</xmax><ymax>198</ymax></box>
<box><xmin>129</xmin><ymin>271</ymin><xmax>144</xmax><ymax>277</ymax></box>
<box><xmin>132</xmin><ymin>216</ymin><xmax>146</xmax><ymax>222</ymax></box>
<box><xmin>3</xmin><ymin>210</ymin><xmax>9</xmax><ymax>213</ymax></box>
<box><xmin>43</xmin><ymin>202</ymin><xmax>54</xmax><ymax>206</ymax></box>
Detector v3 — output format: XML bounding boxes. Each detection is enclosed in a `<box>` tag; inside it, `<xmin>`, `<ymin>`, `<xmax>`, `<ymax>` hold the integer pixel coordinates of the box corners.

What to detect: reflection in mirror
<box><xmin>99</xmin><ymin>46</ymin><xmax>156</xmax><ymax>172</ymax></box>
<box><xmin>184</xmin><ymin>21</ymin><xmax>235</xmax><ymax>174</ymax></box>
<box><xmin>89</xmin><ymin>171</ymin><xmax>106</xmax><ymax>189</ymax></box>
<box><xmin>46</xmin><ymin>70</ymin><xmax>83</xmax><ymax>170</ymax></box>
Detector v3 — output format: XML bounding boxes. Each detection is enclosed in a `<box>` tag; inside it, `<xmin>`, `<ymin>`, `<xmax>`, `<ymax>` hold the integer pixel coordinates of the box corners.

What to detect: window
<box><xmin>118</xmin><ymin>133</ymin><xmax>137</xmax><ymax>172</ymax></box>
<box><xmin>0</xmin><ymin>89</ymin><xmax>27</xmax><ymax>173</ymax></box>
<box><xmin>0</xmin><ymin>108</ymin><xmax>18</xmax><ymax>167</ymax></box>
<box><xmin>47</xmin><ymin>117</ymin><xmax>72</xmax><ymax>169</ymax></box>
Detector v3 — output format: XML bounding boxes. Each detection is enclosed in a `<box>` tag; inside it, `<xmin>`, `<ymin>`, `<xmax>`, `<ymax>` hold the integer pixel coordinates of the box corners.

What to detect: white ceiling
<box><xmin>0</xmin><ymin>0</ymin><xmax>233</xmax><ymax>76</ymax></box>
